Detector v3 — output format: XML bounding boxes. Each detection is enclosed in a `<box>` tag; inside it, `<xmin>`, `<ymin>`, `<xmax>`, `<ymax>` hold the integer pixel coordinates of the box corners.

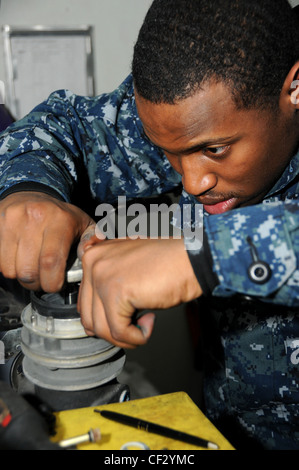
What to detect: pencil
<box><xmin>94</xmin><ymin>409</ymin><xmax>218</xmax><ymax>449</ymax></box>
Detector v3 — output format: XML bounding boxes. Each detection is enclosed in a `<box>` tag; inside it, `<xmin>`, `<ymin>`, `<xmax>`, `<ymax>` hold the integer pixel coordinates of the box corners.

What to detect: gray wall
<box><xmin>0</xmin><ymin>0</ymin><xmax>152</xmax><ymax>96</ymax></box>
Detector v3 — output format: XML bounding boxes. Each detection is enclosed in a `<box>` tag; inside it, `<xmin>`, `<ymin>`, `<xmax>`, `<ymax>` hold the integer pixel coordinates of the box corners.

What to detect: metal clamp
<box><xmin>120</xmin><ymin>441</ymin><xmax>150</xmax><ymax>450</ymax></box>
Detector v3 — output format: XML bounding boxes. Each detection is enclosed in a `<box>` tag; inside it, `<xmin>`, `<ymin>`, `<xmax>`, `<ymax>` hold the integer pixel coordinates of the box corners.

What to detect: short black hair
<box><xmin>132</xmin><ymin>0</ymin><xmax>299</xmax><ymax>109</ymax></box>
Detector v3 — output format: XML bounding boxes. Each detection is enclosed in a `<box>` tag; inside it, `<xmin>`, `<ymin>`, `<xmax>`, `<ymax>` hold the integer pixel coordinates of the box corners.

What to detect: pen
<box><xmin>94</xmin><ymin>409</ymin><xmax>218</xmax><ymax>449</ymax></box>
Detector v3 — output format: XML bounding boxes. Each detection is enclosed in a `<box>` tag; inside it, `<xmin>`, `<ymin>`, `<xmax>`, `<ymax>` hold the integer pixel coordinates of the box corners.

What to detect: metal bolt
<box><xmin>58</xmin><ymin>428</ymin><xmax>101</xmax><ymax>448</ymax></box>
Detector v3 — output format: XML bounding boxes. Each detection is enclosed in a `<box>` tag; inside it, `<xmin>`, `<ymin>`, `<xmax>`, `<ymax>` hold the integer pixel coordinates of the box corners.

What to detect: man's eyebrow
<box><xmin>159</xmin><ymin>135</ymin><xmax>241</xmax><ymax>155</ymax></box>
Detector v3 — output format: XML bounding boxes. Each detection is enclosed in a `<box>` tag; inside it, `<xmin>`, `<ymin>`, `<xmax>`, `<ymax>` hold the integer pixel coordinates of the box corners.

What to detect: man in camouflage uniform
<box><xmin>0</xmin><ymin>0</ymin><xmax>299</xmax><ymax>449</ymax></box>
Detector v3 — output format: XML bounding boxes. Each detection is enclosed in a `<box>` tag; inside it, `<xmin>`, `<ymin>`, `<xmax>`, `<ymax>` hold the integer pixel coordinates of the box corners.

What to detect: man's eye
<box><xmin>203</xmin><ymin>146</ymin><xmax>230</xmax><ymax>158</ymax></box>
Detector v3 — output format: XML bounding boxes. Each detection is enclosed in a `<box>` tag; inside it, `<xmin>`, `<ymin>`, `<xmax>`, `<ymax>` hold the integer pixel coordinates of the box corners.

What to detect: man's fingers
<box><xmin>77</xmin><ymin>223</ymin><xmax>105</xmax><ymax>260</ymax></box>
<box><xmin>78</xmin><ymin>269</ymin><xmax>155</xmax><ymax>348</ymax></box>
<box><xmin>136</xmin><ymin>312</ymin><xmax>156</xmax><ymax>341</ymax></box>
<box><xmin>38</xmin><ymin>227</ymin><xmax>72</xmax><ymax>292</ymax></box>
<box><xmin>76</xmin><ymin>237</ymin><xmax>200</xmax><ymax>349</ymax></box>
<box><xmin>0</xmin><ymin>227</ymin><xmax>18</xmax><ymax>281</ymax></box>
<box><xmin>15</xmin><ymin>231</ymin><xmax>43</xmax><ymax>290</ymax></box>
<box><xmin>0</xmin><ymin>192</ymin><xmax>96</xmax><ymax>293</ymax></box>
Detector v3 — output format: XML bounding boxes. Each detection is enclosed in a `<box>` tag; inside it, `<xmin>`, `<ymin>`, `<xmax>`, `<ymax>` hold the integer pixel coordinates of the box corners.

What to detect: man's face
<box><xmin>135</xmin><ymin>82</ymin><xmax>299</xmax><ymax>214</ymax></box>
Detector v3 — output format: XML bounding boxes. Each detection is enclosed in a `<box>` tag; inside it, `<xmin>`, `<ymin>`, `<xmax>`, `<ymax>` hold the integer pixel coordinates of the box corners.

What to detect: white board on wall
<box><xmin>2</xmin><ymin>25</ymin><xmax>95</xmax><ymax>119</ymax></box>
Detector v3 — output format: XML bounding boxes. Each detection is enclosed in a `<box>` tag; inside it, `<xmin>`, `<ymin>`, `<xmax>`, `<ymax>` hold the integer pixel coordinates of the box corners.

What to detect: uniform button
<box><xmin>248</xmin><ymin>261</ymin><xmax>272</xmax><ymax>284</ymax></box>
<box><xmin>246</xmin><ymin>236</ymin><xmax>272</xmax><ymax>284</ymax></box>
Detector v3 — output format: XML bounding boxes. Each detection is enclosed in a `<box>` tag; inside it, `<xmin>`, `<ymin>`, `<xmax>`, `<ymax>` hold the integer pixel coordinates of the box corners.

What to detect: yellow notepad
<box><xmin>52</xmin><ymin>391</ymin><xmax>234</xmax><ymax>450</ymax></box>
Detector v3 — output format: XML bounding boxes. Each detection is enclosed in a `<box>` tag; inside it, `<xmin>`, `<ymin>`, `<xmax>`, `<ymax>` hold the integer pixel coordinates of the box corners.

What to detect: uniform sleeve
<box><xmin>0</xmin><ymin>99</ymin><xmax>80</xmax><ymax>202</ymax></box>
<box><xmin>188</xmin><ymin>201</ymin><xmax>299</xmax><ymax>306</ymax></box>
<box><xmin>0</xmin><ymin>75</ymin><xmax>181</xmax><ymax>205</ymax></box>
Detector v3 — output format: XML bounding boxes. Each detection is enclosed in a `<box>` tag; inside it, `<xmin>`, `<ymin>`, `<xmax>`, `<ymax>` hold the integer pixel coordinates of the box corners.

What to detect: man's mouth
<box><xmin>201</xmin><ymin>197</ymin><xmax>239</xmax><ymax>215</ymax></box>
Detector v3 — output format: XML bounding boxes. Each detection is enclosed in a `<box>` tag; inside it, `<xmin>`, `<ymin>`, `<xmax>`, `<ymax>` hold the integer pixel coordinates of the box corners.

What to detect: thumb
<box><xmin>136</xmin><ymin>312</ymin><xmax>156</xmax><ymax>342</ymax></box>
<box><xmin>77</xmin><ymin>223</ymin><xmax>106</xmax><ymax>259</ymax></box>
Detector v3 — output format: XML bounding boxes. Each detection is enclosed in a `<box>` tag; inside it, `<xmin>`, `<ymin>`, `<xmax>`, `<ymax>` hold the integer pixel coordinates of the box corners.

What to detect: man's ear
<box><xmin>280</xmin><ymin>61</ymin><xmax>299</xmax><ymax>110</ymax></box>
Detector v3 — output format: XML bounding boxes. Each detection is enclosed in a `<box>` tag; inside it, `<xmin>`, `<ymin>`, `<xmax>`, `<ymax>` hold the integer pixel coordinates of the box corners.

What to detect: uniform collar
<box><xmin>264</xmin><ymin>146</ymin><xmax>299</xmax><ymax>198</ymax></box>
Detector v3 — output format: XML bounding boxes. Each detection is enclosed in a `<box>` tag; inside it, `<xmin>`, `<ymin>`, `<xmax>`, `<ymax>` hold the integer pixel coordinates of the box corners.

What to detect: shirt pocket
<box><xmin>224</xmin><ymin>310</ymin><xmax>299</xmax><ymax>411</ymax></box>
<box><xmin>273</xmin><ymin>316</ymin><xmax>299</xmax><ymax>405</ymax></box>
<box><xmin>224</xmin><ymin>316</ymin><xmax>275</xmax><ymax>410</ymax></box>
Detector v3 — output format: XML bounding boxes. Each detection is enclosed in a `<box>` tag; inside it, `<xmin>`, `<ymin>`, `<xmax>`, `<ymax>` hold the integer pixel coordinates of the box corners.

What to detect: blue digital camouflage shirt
<box><xmin>1</xmin><ymin>74</ymin><xmax>299</xmax><ymax>449</ymax></box>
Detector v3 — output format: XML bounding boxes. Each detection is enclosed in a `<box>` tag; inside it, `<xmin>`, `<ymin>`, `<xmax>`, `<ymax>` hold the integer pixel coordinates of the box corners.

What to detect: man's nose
<box><xmin>180</xmin><ymin>157</ymin><xmax>217</xmax><ymax>196</ymax></box>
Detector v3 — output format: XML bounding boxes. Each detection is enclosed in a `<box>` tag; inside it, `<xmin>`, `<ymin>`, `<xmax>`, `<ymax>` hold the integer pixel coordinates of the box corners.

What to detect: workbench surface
<box><xmin>52</xmin><ymin>391</ymin><xmax>234</xmax><ymax>450</ymax></box>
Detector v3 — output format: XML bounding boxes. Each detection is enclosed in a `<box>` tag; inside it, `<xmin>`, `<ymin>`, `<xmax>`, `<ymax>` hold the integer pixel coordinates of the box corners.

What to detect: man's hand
<box><xmin>0</xmin><ymin>191</ymin><xmax>94</xmax><ymax>292</ymax></box>
<box><xmin>77</xmin><ymin>234</ymin><xmax>202</xmax><ymax>349</ymax></box>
